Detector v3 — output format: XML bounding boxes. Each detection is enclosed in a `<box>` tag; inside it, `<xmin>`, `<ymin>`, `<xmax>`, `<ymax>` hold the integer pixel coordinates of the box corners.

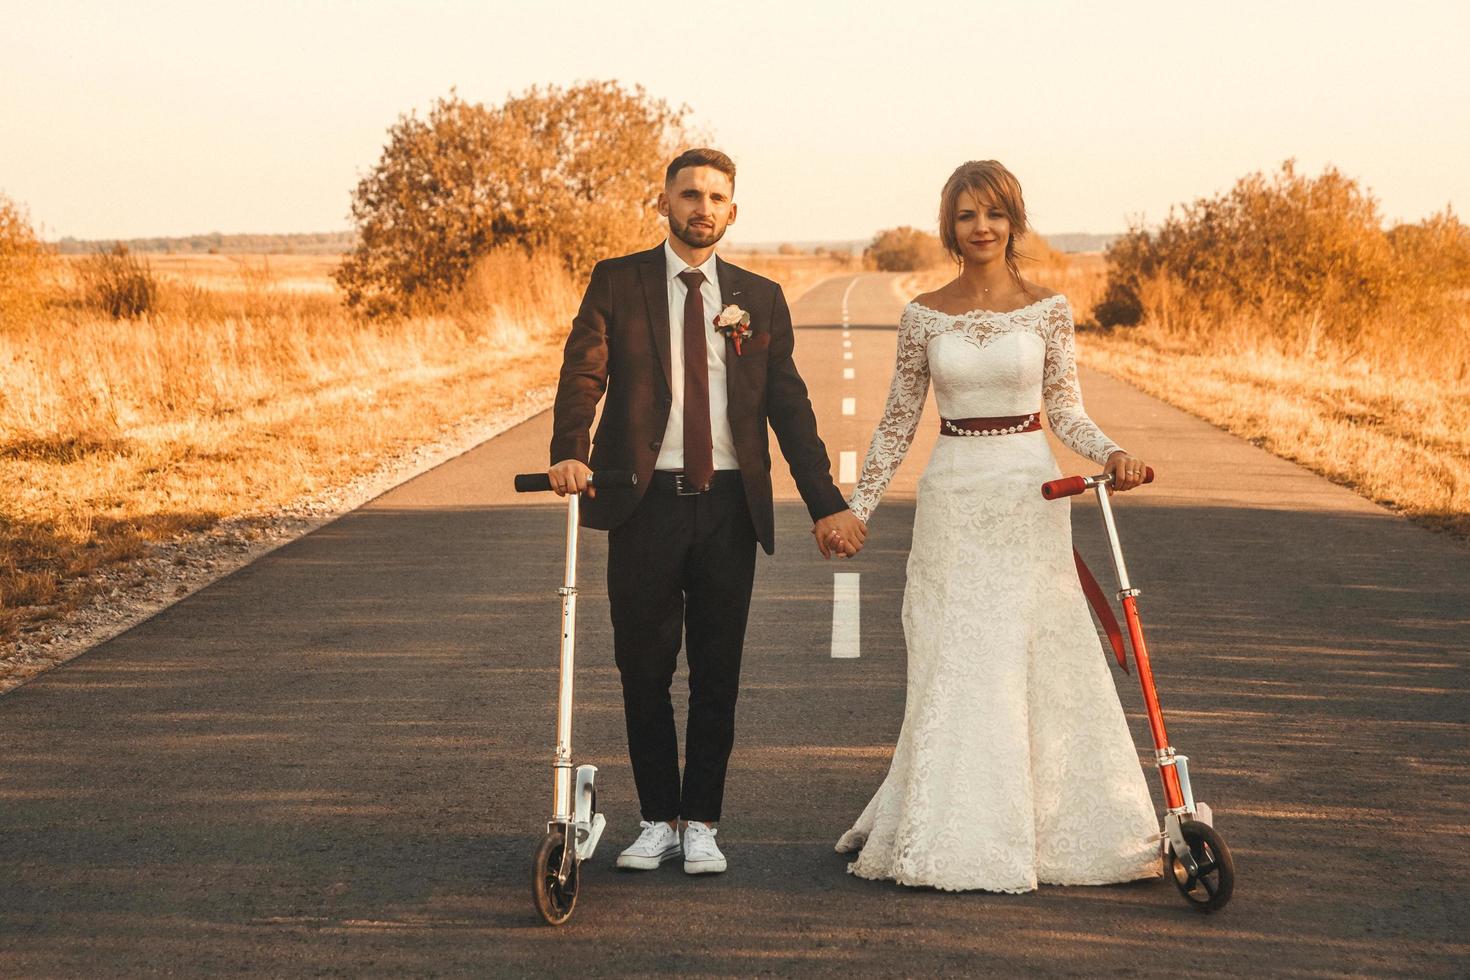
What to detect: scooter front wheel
<box><xmin>532</xmin><ymin>828</ymin><xmax>579</xmax><ymax>925</ymax></box>
<box><xmin>1166</xmin><ymin>819</ymin><xmax>1235</xmax><ymax>912</ymax></box>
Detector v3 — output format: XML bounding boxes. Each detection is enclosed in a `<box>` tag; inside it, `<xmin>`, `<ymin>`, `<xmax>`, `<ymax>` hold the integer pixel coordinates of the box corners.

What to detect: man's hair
<box><xmin>665</xmin><ymin>148</ymin><xmax>736</xmax><ymax>191</ymax></box>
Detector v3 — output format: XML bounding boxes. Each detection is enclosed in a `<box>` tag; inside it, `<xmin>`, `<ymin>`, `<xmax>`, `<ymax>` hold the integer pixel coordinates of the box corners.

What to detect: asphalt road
<box><xmin>1</xmin><ymin>272</ymin><xmax>1466</xmax><ymax>977</ymax></box>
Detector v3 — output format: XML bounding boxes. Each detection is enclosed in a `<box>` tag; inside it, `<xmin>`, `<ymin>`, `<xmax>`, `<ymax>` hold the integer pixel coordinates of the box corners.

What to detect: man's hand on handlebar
<box><xmin>548</xmin><ymin>459</ymin><xmax>594</xmax><ymax>498</ymax></box>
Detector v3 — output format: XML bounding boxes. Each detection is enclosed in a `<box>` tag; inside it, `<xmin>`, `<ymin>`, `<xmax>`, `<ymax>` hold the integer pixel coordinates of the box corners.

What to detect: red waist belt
<box><xmin>939</xmin><ymin>410</ymin><xmax>1129</xmax><ymax>672</ymax></box>
<box><xmin>939</xmin><ymin>412</ymin><xmax>1041</xmax><ymax>437</ymax></box>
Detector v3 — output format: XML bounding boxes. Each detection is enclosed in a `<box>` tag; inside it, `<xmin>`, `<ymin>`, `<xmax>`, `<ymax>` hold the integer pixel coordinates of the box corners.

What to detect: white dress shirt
<box><xmin>656</xmin><ymin>239</ymin><xmax>740</xmax><ymax>472</ymax></box>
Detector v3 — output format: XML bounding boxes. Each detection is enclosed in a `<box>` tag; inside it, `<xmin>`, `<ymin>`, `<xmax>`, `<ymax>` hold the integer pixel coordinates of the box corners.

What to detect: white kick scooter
<box><xmin>515</xmin><ymin>467</ymin><xmax>637</xmax><ymax>925</ymax></box>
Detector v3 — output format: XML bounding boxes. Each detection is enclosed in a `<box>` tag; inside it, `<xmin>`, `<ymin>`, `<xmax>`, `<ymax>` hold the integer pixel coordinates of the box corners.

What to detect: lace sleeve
<box><xmin>849</xmin><ymin>304</ymin><xmax>930</xmax><ymax>524</ymax></box>
<box><xmin>1042</xmin><ymin>298</ymin><xmax>1124</xmax><ymax>466</ymax></box>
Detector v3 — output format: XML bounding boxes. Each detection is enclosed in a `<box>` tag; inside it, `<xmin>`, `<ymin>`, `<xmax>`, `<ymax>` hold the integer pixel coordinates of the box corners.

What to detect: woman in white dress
<box><xmin>836</xmin><ymin>160</ymin><xmax>1162</xmax><ymax>893</ymax></box>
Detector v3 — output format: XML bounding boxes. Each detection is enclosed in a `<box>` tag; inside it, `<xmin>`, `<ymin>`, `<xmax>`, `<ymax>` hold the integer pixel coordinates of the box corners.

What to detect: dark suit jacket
<box><xmin>550</xmin><ymin>244</ymin><xmax>847</xmax><ymax>554</ymax></box>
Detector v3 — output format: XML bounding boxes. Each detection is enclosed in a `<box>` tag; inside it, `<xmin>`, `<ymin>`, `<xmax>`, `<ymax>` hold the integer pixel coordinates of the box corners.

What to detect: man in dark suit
<box><xmin>547</xmin><ymin>148</ymin><xmax>866</xmax><ymax>875</ymax></box>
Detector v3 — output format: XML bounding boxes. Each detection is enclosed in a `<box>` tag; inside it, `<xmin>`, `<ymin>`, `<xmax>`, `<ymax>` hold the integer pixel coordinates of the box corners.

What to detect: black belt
<box><xmin>649</xmin><ymin>470</ymin><xmax>743</xmax><ymax>496</ymax></box>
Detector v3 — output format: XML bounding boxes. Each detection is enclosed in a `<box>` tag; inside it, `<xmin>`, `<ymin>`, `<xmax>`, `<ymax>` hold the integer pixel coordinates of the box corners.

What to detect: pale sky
<box><xmin>4</xmin><ymin>0</ymin><xmax>1467</xmax><ymax>245</ymax></box>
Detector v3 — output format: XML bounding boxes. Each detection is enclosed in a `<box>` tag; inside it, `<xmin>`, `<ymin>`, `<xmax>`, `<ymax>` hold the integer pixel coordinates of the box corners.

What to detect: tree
<box><xmin>336</xmin><ymin>82</ymin><xmax>687</xmax><ymax>315</ymax></box>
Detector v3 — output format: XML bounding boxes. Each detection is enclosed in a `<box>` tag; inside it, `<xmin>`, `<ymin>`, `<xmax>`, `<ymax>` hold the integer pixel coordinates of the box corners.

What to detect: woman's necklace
<box><xmin>958</xmin><ymin>264</ymin><xmax>1015</xmax><ymax>307</ymax></box>
<box><xmin>966</xmin><ymin>283</ymin><xmax>1013</xmax><ymax>306</ymax></box>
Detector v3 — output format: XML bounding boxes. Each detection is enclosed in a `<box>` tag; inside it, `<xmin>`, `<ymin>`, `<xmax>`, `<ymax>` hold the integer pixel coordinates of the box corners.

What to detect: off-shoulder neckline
<box><xmin>907</xmin><ymin>293</ymin><xmax>1066</xmax><ymax>319</ymax></box>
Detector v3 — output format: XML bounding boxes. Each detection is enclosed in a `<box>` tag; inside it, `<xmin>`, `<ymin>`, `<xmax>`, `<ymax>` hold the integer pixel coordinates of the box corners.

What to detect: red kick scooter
<box><xmin>1043</xmin><ymin>468</ymin><xmax>1236</xmax><ymax>912</ymax></box>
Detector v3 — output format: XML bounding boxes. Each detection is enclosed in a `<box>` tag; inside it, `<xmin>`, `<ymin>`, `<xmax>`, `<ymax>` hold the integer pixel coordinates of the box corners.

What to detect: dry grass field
<box><xmin>1075</xmin><ymin>301</ymin><xmax>1470</xmax><ymax>539</ymax></box>
<box><xmin>143</xmin><ymin>253</ymin><xmax>342</xmax><ymax>294</ymax></box>
<box><xmin>0</xmin><ymin>249</ymin><xmax>577</xmax><ymax>644</ymax></box>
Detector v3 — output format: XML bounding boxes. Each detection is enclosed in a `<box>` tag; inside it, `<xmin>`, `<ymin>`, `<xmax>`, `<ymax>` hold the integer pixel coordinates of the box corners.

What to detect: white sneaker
<box><xmin>683</xmin><ymin>821</ymin><xmax>727</xmax><ymax>874</ymax></box>
<box><xmin>615</xmin><ymin>820</ymin><xmax>682</xmax><ymax>870</ymax></box>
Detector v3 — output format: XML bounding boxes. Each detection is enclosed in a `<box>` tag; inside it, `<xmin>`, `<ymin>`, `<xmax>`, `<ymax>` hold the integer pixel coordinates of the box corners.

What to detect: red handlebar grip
<box><xmin>1041</xmin><ymin>476</ymin><xmax>1088</xmax><ymax>499</ymax></box>
<box><xmin>1144</xmin><ymin>466</ymin><xmax>1155</xmax><ymax>484</ymax></box>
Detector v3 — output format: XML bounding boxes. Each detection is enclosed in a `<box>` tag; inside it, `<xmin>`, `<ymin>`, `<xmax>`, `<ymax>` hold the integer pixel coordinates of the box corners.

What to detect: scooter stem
<box><xmin>552</xmin><ymin>493</ymin><xmax>580</xmax><ymax>823</ymax></box>
<box><xmin>1092</xmin><ymin>482</ymin><xmax>1187</xmax><ymax>813</ymax></box>
<box><xmin>1092</xmin><ymin>482</ymin><xmax>1133</xmax><ymax>592</ymax></box>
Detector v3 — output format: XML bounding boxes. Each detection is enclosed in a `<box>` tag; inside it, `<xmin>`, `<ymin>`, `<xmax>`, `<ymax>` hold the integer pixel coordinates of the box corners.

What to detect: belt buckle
<box><xmin>673</xmin><ymin>472</ymin><xmax>704</xmax><ymax>496</ymax></box>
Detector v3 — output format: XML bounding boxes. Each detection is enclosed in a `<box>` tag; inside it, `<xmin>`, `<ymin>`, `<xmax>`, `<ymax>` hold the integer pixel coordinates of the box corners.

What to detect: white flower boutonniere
<box><xmin>713</xmin><ymin>304</ymin><xmax>753</xmax><ymax>355</ymax></box>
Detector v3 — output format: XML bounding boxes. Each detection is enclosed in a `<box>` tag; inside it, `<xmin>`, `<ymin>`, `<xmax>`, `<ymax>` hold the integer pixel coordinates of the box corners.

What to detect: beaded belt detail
<box><xmin>939</xmin><ymin>412</ymin><xmax>1042</xmax><ymax>437</ymax></box>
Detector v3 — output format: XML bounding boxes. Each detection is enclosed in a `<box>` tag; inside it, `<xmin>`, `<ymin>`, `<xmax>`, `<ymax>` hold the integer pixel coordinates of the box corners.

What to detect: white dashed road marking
<box><xmin>831</xmin><ymin>572</ymin><xmax>861</xmax><ymax>658</ymax></box>
<box><xmin>832</xmin><ymin>275</ymin><xmax>866</xmax><ymax>661</ymax></box>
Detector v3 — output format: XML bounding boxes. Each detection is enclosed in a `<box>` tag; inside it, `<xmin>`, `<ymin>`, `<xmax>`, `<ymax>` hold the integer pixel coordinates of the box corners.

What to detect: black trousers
<box><xmin>606</xmin><ymin>473</ymin><xmax>758</xmax><ymax>823</ymax></box>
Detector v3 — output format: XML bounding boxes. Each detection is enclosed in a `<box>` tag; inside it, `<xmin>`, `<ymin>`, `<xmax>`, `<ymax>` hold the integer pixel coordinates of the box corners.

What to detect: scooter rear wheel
<box><xmin>532</xmin><ymin>827</ymin><xmax>579</xmax><ymax>925</ymax></box>
<box><xmin>1166</xmin><ymin>819</ymin><xmax>1234</xmax><ymax>912</ymax></box>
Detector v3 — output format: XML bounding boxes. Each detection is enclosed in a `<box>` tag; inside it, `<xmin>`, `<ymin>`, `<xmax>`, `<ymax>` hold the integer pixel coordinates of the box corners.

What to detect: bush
<box><xmin>336</xmin><ymin>81</ymin><xmax>686</xmax><ymax>316</ymax></box>
<box><xmin>1093</xmin><ymin>281</ymin><xmax>1144</xmax><ymax>328</ymax></box>
<box><xmin>0</xmin><ymin>193</ymin><xmax>51</xmax><ymax>328</ymax></box>
<box><xmin>1103</xmin><ymin>161</ymin><xmax>1394</xmax><ymax>319</ymax></box>
<box><xmin>865</xmin><ymin>226</ymin><xmax>946</xmax><ymax>271</ymax></box>
<box><xmin>1388</xmin><ymin>207</ymin><xmax>1470</xmax><ymax>296</ymax></box>
<box><xmin>1095</xmin><ymin>160</ymin><xmax>1470</xmax><ymax>339</ymax></box>
<box><xmin>78</xmin><ymin>243</ymin><xmax>160</xmax><ymax>319</ymax></box>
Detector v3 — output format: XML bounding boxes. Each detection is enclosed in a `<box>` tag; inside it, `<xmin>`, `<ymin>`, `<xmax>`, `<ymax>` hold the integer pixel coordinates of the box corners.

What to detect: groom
<box><xmin>547</xmin><ymin>148</ymin><xmax>866</xmax><ymax>875</ymax></box>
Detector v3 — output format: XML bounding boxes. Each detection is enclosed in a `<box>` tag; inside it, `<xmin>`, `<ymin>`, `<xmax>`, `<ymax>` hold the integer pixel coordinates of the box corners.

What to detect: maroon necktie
<box><xmin>677</xmin><ymin>269</ymin><xmax>713</xmax><ymax>491</ymax></box>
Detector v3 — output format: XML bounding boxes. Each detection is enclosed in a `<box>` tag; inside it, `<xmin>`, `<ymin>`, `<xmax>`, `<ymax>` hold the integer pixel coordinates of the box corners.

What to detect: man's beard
<box><xmin>669</xmin><ymin>213</ymin><xmax>726</xmax><ymax>249</ymax></box>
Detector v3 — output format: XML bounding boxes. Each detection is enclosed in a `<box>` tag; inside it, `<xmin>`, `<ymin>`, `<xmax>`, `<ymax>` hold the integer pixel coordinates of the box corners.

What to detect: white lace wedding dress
<box><xmin>836</xmin><ymin>294</ymin><xmax>1162</xmax><ymax>893</ymax></box>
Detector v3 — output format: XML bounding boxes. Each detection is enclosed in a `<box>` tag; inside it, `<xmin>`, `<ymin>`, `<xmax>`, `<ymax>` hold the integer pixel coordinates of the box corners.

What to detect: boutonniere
<box><xmin>713</xmin><ymin>304</ymin><xmax>753</xmax><ymax>355</ymax></box>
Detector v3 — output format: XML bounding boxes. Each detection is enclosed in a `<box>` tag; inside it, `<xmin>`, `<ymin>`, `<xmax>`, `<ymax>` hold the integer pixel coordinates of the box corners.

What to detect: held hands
<box><xmin>813</xmin><ymin>509</ymin><xmax>868</xmax><ymax>559</ymax></box>
<box><xmin>1104</xmin><ymin>450</ymin><xmax>1150</xmax><ymax>492</ymax></box>
<box><xmin>548</xmin><ymin>459</ymin><xmax>595</xmax><ymax>498</ymax></box>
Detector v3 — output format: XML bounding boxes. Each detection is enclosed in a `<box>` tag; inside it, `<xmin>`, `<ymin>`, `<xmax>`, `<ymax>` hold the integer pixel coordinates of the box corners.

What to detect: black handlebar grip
<box><xmin>592</xmin><ymin>470</ymin><xmax>637</xmax><ymax>489</ymax></box>
<box><xmin>512</xmin><ymin>470</ymin><xmax>639</xmax><ymax>493</ymax></box>
<box><xmin>514</xmin><ymin>473</ymin><xmax>553</xmax><ymax>493</ymax></box>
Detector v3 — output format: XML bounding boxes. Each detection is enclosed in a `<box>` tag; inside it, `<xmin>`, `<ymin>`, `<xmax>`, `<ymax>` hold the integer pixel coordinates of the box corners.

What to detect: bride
<box><xmin>835</xmin><ymin>160</ymin><xmax>1163</xmax><ymax>893</ymax></box>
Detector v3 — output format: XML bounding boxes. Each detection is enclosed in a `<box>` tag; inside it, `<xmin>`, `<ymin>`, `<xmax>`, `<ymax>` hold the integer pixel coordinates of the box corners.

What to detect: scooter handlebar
<box><xmin>1041</xmin><ymin>476</ymin><xmax>1089</xmax><ymax>499</ymax></box>
<box><xmin>1041</xmin><ymin>466</ymin><xmax>1154</xmax><ymax>499</ymax></box>
<box><xmin>513</xmin><ymin>470</ymin><xmax>638</xmax><ymax>493</ymax></box>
